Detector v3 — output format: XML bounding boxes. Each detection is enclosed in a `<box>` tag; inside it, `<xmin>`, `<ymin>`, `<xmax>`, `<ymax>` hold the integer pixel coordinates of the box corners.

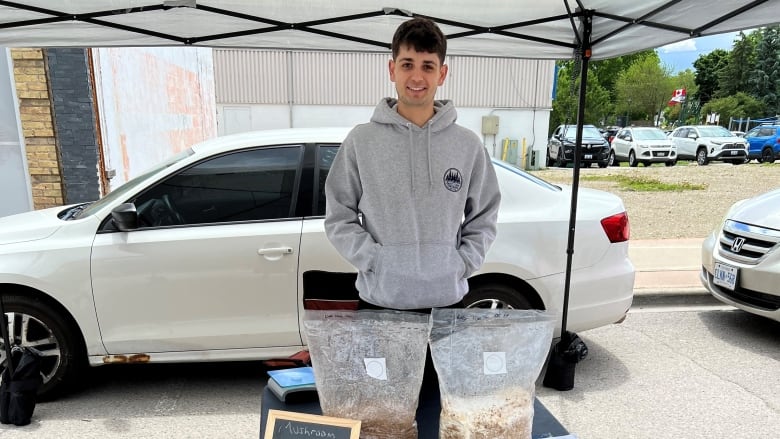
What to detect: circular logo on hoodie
<box><xmin>443</xmin><ymin>168</ymin><xmax>463</xmax><ymax>192</ymax></box>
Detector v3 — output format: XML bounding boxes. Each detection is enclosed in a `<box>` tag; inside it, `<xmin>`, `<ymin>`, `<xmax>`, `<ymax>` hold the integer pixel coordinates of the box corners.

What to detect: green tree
<box><xmin>700</xmin><ymin>92</ymin><xmax>766</xmax><ymax>126</ymax></box>
<box><xmin>693</xmin><ymin>49</ymin><xmax>729</xmax><ymax>103</ymax></box>
<box><xmin>749</xmin><ymin>25</ymin><xmax>780</xmax><ymax>115</ymax></box>
<box><xmin>549</xmin><ymin>61</ymin><xmax>614</xmax><ymax>130</ymax></box>
<box><xmin>614</xmin><ymin>52</ymin><xmax>673</xmax><ymax>125</ymax></box>
<box><xmin>717</xmin><ymin>31</ymin><xmax>758</xmax><ymax>97</ymax></box>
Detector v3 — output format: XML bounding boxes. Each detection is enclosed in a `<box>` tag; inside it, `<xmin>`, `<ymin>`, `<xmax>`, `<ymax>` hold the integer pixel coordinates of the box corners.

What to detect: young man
<box><xmin>324</xmin><ymin>17</ymin><xmax>501</xmax><ymax>310</ymax></box>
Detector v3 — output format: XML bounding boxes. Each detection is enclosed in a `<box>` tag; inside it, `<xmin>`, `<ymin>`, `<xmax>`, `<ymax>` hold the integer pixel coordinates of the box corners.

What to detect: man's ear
<box><xmin>438</xmin><ymin>64</ymin><xmax>448</xmax><ymax>86</ymax></box>
<box><xmin>389</xmin><ymin>59</ymin><xmax>396</xmax><ymax>82</ymax></box>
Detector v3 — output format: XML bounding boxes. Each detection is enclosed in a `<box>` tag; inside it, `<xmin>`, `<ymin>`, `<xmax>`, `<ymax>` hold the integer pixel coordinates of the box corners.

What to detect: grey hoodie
<box><xmin>324</xmin><ymin>98</ymin><xmax>501</xmax><ymax>309</ymax></box>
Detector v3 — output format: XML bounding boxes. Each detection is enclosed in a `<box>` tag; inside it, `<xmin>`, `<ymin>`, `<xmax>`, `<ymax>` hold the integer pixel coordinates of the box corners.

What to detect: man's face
<box><xmin>389</xmin><ymin>45</ymin><xmax>448</xmax><ymax>110</ymax></box>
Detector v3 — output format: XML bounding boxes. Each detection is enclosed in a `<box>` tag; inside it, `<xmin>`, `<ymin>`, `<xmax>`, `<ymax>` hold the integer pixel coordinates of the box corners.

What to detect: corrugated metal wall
<box><xmin>214</xmin><ymin>49</ymin><xmax>553</xmax><ymax>109</ymax></box>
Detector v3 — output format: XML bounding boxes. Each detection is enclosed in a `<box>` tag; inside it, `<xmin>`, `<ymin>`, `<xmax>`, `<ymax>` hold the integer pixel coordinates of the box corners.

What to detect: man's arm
<box><xmin>459</xmin><ymin>148</ymin><xmax>501</xmax><ymax>277</ymax></box>
<box><xmin>324</xmin><ymin>136</ymin><xmax>380</xmax><ymax>273</ymax></box>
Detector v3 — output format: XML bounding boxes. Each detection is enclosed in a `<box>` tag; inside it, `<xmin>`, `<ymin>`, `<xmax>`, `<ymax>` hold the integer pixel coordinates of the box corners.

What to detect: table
<box><xmin>259</xmin><ymin>375</ymin><xmax>570</xmax><ymax>438</ymax></box>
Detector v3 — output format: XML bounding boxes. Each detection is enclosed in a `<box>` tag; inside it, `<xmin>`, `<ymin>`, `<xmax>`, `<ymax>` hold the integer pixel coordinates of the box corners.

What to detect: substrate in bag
<box><xmin>429</xmin><ymin>308</ymin><xmax>556</xmax><ymax>439</ymax></box>
<box><xmin>302</xmin><ymin>309</ymin><xmax>432</xmax><ymax>439</ymax></box>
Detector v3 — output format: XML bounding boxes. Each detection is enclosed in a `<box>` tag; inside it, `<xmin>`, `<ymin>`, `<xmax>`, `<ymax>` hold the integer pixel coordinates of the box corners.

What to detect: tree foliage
<box><xmin>717</xmin><ymin>31</ymin><xmax>757</xmax><ymax>97</ymax></box>
<box><xmin>693</xmin><ymin>49</ymin><xmax>729</xmax><ymax>103</ymax></box>
<box><xmin>749</xmin><ymin>25</ymin><xmax>780</xmax><ymax>115</ymax></box>
<box><xmin>614</xmin><ymin>52</ymin><xmax>673</xmax><ymax>124</ymax></box>
<box><xmin>701</xmin><ymin>92</ymin><xmax>765</xmax><ymax>126</ymax></box>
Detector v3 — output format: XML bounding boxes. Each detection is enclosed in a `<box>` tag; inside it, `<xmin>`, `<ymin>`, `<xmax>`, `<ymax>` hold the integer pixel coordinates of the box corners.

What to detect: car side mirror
<box><xmin>111</xmin><ymin>203</ymin><xmax>139</xmax><ymax>232</ymax></box>
<box><xmin>625</xmin><ymin>136</ymin><xmax>632</xmax><ymax>142</ymax></box>
<box><xmin>687</xmin><ymin>133</ymin><xmax>698</xmax><ymax>139</ymax></box>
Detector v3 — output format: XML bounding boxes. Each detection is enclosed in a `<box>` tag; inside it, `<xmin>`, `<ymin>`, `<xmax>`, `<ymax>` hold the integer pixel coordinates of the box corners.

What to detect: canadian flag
<box><xmin>668</xmin><ymin>88</ymin><xmax>686</xmax><ymax>106</ymax></box>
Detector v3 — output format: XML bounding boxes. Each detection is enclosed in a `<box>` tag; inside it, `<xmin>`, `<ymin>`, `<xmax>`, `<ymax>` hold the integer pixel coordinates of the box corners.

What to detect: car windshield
<box><xmin>76</xmin><ymin>148</ymin><xmax>195</xmax><ymax>219</ymax></box>
<box><xmin>697</xmin><ymin>126</ymin><xmax>733</xmax><ymax>137</ymax></box>
<box><xmin>633</xmin><ymin>129</ymin><xmax>667</xmax><ymax>140</ymax></box>
<box><xmin>563</xmin><ymin>126</ymin><xmax>602</xmax><ymax>139</ymax></box>
<box><xmin>491</xmin><ymin>160</ymin><xmax>561</xmax><ymax>191</ymax></box>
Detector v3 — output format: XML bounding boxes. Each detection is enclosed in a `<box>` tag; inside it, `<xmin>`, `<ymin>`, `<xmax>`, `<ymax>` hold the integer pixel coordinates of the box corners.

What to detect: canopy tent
<box><xmin>0</xmin><ymin>0</ymin><xmax>778</xmax><ymax>60</ymax></box>
<box><xmin>3</xmin><ymin>0</ymin><xmax>779</xmax><ymax>388</ymax></box>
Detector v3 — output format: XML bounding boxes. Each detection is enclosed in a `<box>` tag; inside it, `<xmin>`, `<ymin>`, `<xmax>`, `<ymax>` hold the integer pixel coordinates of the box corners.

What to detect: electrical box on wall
<box><xmin>481</xmin><ymin>115</ymin><xmax>499</xmax><ymax>135</ymax></box>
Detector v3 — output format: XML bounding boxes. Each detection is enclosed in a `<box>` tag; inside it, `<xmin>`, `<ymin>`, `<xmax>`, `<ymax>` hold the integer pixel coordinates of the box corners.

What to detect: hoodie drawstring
<box><xmin>427</xmin><ymin>124</ymin><xmax>432</xmax><ymax>188</ymax></box>
<box><xmin>407</xmin><ymin>123</ymin><xmax>415</xmax><ymax>192</ymax></box>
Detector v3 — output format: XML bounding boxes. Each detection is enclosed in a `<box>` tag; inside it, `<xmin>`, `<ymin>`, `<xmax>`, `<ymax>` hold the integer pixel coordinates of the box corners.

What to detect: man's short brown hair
<box><xmin>391</xmin><ymin>17</ymin><xmax>447</xmax><ymax>64</ymax></box>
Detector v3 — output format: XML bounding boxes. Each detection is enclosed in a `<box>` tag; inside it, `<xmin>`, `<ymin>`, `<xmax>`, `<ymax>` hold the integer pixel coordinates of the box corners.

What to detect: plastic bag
<box><xmin>303</xmin><ymin>309</ymin><xmax>431</xmax><ymax>439</ymax></box>
<box><xmin>429</xmin><ymin>309</ymin><xmax>557</xmax><ymax>439</ymax></box>
<box><xmin>0</xmin><ymin>346</ymin><xmax>43</xmax><ymax>427</ymax></box>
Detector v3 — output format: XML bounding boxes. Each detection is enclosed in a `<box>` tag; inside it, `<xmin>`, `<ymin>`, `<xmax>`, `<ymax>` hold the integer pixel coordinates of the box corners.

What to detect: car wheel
<box><xmin>665</xmin><ymin>160</ymin><xmax>676</xmax><ymax>167</ymax></box>
<box><xmin>0</xmin><ymin>294</ymin><xmax>85</xmax><ymax>400</ymax></box>
<box><xmin>463</xmin><ymin>283</ymin><xmax>534</xmax><ymax>310</ymax></box>
<box><xmin>696</xmin><ymin>148</ymin><xmax>709</xmax><ymax>165</ymax></box>
<box><xmin>597</xmin><ymin>160</ymin><xmax>608</xmax><ymax>168</ymax></box>
<box><xmin>761</xmin><ymin>147</ymin><xmax>775</xmax><ymax>164</ymax></box>
<box><xmin>642</xmin><ymin>161</ymin><xmax>652</xmax><ymax>167</ymax></box>
<box><xmin>628</xmin><ymin>150</ymin><xmax>638</xmax><ymax>167</ymax></box>
<box><xmin>555</xmin><ymin>151</ymin><xmax>567</xmax><ymax>168</ymax></box>
<box><xmin>608</xmin><ymin>151</ymin><xmax>616</xmax><ymax>166</ymax></box>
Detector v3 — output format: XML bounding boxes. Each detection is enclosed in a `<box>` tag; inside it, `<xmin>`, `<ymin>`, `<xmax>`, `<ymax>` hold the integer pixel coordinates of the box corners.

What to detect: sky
<box><xmin>656</xmin><ymin>32</ymin><xmax>741</xmax><ymax>74</ymax></box>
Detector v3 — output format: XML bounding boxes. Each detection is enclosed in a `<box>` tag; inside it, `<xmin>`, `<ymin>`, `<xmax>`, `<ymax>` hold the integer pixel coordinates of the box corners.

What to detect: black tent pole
<box><xmin>543</xmin><ymin>8</ymin><xmax>592</xmax><ymax>391</ymax></box>
<box><xmin>0</xmin><ymin>295</ymin><xmax>14</xmax><ymax>377</ymax></box>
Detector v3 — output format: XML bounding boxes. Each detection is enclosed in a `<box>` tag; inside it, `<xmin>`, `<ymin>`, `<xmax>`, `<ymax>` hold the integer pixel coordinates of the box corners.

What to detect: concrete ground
<box><xmin>630</xmin><ymin>237</ymin><xmax>706</xmax><ymax>295</ymax></box>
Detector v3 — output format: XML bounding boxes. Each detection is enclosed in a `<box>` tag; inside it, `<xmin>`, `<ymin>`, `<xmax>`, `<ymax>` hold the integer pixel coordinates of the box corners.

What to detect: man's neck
<box><xmin>397</xmin><ymin>105</ymin><xmax>435</xmax><ymax>128</ymax></box>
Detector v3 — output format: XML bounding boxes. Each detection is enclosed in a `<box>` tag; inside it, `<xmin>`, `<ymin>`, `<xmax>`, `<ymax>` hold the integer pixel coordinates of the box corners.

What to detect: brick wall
<box><xmin>11</xmin><ymin>48</ymin><xmax>64</xmax><ymax>209</ymax></box>
<box><xmin>46</xmin><ymin>49</ymin><xmax>101</xmax><ymax>204</ymax></box>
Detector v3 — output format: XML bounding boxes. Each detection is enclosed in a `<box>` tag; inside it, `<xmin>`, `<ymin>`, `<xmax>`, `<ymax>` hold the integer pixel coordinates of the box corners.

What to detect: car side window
<box><xmin>745</xmin><ymin>128</ymin><xmax>758</xmax><ymax>138</ymax></box>
<box><xmin>673</xmin><ymin>129</ymin><xmax>686</xmax><ymax>138</ymax></box>
<box><xmin>132</xmin><ymin>145</ymin><xmax>303</xmax><ymax>227</ymax></box>
<box><xmin>315</xmin><ymin>145</ymin><xmax>340</xmax><ymax>216</ymax></box>
<box><xmin>759</xmin><ymin>127</ymin><xmax>774</xmax><ymax>136</ymax></box>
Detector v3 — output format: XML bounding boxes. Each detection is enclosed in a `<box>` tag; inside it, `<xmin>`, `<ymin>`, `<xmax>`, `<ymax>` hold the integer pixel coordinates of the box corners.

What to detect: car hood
<box><xmin>729</xmin><ymin>188</ymin><xmax>780</xmax><ymax>230</ymax></box>
<box><xmin>0</xmin><ymin>206</ymin><xmax>66</xmax><ymax>245</ymax></box>
<box><xmin>709</xmin><ymin>136</ymin><xmax>747</xmax><ymax>143</ymax></box>
<box><xmin>637</xmin><ymin>140</ymin><xmax>672</xmax><ymax>147</ymax></box>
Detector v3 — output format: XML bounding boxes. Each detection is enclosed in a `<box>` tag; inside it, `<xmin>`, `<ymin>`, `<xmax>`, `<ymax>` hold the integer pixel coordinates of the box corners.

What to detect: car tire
<box><xmin>463</xmin><ymin>283</ymin><xmax>534</xmax><ymax>310</ymax></box>
<box><xmin>0</xmin><ymin>294</ymin><xmax>85</xmax><ymax>400</ymax></box>
<box><xmin>555</xmin><ymin>151</ymin><xmax>567</xmax><ymax>168</ymax></box>
<box><xmin>628</xmin><ymin>150</ymin><xmax>638</xmax><ymax>167</ymax></box>
<box><xmin>762</xmin><ymin>147</ymin><xmax>775</xmax><ymax>164</ymax></box>
<box><xmin>608</xmin><ymin>151</ymin><xmax>617</xmax><ymax>166</ymax></box>
<box><xmin>696</xmin><ymin>148</ymin><xmax>709</xmax><ymax>166</ymax></box>
<box><xmin>665</xmin><ymin>160</ymin><xmax>676</xmax><ymax>167</ymax></box>
<box><xmin>598</xmin><ymin>160</ymin><xmax>608</xmax><ymax>168</ymax></box>
<box><xmin>642</xmin><ymin>161</ymin><xmax>651</xmax><ymax>167</ymax></box>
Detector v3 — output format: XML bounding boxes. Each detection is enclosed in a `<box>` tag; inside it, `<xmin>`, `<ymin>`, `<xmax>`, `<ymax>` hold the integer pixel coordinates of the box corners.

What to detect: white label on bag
<box><xmin>364</xmin><ymin>358</ymin><xmax>387</xmax><ymax>380</ymax></box>
<box><xmin>483</xmin><ymin>352</ymin><xmax>507</xmax><ymax>375</ymax></box>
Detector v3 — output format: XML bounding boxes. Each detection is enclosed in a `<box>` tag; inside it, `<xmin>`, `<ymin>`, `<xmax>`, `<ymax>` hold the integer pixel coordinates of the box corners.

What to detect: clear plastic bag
<box><xmin>429</xmin><ymin>309</ymin><xmax>557</xmax><ymax>439</ymax></box>
<box><xmin>303</xmin><ymin>309</ymin><xmax>432</xmax><ymax>439</ymax></box>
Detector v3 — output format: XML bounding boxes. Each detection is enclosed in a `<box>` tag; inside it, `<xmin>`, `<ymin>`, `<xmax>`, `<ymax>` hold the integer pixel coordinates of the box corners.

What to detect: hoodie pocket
<box><xmin>368</xmin><ymin>243</ymin><xmax>467</xmax><ymax>309</ymax></box>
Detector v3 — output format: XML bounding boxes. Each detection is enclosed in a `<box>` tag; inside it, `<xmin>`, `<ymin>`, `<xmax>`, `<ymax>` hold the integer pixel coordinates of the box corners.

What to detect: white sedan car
<box><xmin>0</xmin><ymin>128</ymin><xmax>634</xmax><ymax>398</ymax></box>
<box><xmin>701</xmin><ymin>188</ymin><xmax>780</xmax><ymax>322</ymax></box>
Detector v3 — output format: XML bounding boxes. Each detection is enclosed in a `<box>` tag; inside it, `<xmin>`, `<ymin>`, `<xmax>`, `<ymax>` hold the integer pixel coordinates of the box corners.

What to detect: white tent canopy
<box><xmin>1</xmin><ymin>0</ymin><xmax>778</xmax><ymax>60</ymax></box>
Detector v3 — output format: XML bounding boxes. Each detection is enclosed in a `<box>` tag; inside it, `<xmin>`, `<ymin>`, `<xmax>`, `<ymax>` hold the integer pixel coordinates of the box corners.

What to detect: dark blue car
<box><xmin>744</xmin><ymin>125</ymin><xmax>780</xmax><ymax>163</ymax></box>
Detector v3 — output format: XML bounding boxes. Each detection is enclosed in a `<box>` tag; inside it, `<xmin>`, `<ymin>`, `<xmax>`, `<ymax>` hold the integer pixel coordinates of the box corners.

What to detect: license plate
<box><xmin>584</xmin><ymin>154</ymin><xmax>593</xmax><ymax>159</ymax></box>
<box><xmin>713</xmin><ymin>262</ymin><xmax>738</xmax><ymax>290</ymax></box>
<box><xmin>730</xmin><ymin>150</ymin><xmax>738</xmax><ymax>155</ymax></box>
<box><xmin>654</xmin><ymin>152</ymin><xmax>666</xmax><ymax>157</ymax></box>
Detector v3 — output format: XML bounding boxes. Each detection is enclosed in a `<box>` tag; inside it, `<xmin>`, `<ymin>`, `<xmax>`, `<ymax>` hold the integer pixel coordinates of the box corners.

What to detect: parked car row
<box><xmin>0</xmin><ymin>127</ymin><xmax>635</xmax><ymax>398</ymax></box>
<box><xmin>547</xmin><ymin>123</ymin><xmax>780</xmax><ymax>168</ymax></box>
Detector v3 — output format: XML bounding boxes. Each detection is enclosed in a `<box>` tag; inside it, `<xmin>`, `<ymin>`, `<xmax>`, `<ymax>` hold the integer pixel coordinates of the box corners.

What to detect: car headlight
<box><xmin>637</xmin><ymin>143</ymin><xmax>649</xmax><ymax>149</ymax></box>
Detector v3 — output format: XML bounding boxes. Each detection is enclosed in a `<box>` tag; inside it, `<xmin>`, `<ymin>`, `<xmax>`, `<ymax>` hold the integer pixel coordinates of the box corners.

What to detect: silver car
<box><xmin>701</xmin><ymin>187</ymin><xmax>780</xmax><ymax>322</ymax></box>
<box><xmin>609</xmin><ymin>127</ymin><xmax>676</xmax><ymax>167</ymax></box>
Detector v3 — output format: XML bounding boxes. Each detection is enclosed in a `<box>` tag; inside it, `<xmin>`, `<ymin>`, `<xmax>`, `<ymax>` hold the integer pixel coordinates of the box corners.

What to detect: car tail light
<box><xmin>601</xmin><ymin>212</ymin><xmax>630</xmax><ymax>243</ymax></box>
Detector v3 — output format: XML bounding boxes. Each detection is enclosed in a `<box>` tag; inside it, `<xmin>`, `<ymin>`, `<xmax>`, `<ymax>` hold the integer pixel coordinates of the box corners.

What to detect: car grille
<box><xmin>718</xmin><ymin>220</ymin><xmax>780</xmax><ymax>264</ymax></box>
<box><xmin>721</xmin><ymin>143</ymin><xmax>745</xmax><ymax>150</ymax></box>
<box><xmin>706</xmin><ymin>270</ymin><xmax>780</xmax><ymax>310</ymax></box>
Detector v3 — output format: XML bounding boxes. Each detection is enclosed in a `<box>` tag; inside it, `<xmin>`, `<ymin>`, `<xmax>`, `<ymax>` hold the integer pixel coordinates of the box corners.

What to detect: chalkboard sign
<box><xmin>264</xmin><ymin>410</ymin><xmax>361</xmax><ymax>439</ymax></box>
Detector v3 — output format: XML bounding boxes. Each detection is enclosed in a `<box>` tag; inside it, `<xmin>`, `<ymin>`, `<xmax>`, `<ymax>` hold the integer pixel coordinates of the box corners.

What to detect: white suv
<box><xmin>669</xmin><ymin>125</ymin><xmax>748</xmax><ymax>165</ymax></box>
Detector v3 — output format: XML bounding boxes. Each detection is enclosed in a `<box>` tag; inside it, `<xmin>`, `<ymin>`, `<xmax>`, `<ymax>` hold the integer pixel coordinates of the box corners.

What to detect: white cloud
<box><xmin>660</xmin><ymin>40</ymin><xmax>697</xmax><ymax>53</ymax></box>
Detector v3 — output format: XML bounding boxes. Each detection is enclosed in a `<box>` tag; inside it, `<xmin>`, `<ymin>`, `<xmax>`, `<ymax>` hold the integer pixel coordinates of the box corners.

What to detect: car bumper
<box><xmin>534</xmin><ymin>244</ymin><xmax>635</xmax><ymax>334</ymax></box>
<box><xmin>711</xmin><ymin>149</ymin><xmax>747</xmax><ymax>160</ymax></box>
<box><xmin>637</xmin><ymin>149</ymin><xmax>676</xmax><ymax>162</ymax></box>
<box><xmin>701</xmin><ymin>233</ymin><xmax>780</xmax><ymax>322</ymax></box>
<box><xmin>562</xmin><ymin>148</ymin><xmax>610</xmax><ymax>163</ymax></box>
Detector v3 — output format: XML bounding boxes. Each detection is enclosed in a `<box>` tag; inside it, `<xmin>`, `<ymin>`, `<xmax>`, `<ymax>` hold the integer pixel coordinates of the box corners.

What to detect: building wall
<box><xmin>0</xmin><ymin>49</ymin><xmax>33</xmax><ymax>217</ymax></box>
<box><xmin>46</xmin><ymin>48</ymin><xmax>101</xmax><ymax>204</ymax></box>
<box><xmin>10</xmin><ymin>48</ymin><xmax>63</xmax><ymax>209</ymax></box>
<box><xmin>92</xmin><ymin>47</ymin><xmax>217</xmax><ymax>189</ymax></box>
<box><xmin>213</xmin><ymin>49</ymin><xmax>554</xmax><ymax>168</ymax></box>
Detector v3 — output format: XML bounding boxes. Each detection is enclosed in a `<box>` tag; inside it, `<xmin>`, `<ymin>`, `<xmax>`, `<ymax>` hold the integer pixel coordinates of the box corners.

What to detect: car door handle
<box><xmin>257</xmin><ymin>247</ymin><xmax>294</xmax><ymax>255</ymax></box>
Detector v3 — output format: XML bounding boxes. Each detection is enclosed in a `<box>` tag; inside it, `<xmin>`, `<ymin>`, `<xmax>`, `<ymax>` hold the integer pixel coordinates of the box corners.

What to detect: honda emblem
<box><xmin>731</xmin><ymin>237</ymin><xmax>745</xmax><ymax>253</ymax></box>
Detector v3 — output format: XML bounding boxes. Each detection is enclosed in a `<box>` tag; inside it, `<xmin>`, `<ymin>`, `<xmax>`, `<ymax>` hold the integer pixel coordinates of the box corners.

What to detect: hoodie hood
<box><xmin>369</xmin><ymin>98</ymin><xmax>458</xmax><ymax>191</ymax></box>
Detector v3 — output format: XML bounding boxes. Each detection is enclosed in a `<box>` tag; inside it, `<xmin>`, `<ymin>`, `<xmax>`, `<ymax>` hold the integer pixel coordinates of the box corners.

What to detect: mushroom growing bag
<box><xmin>303</xmin><ymin>309</ymin><xmax>432</xmax><ymax>439</ymax></box>
<box><xmin>429</xmin><ymin>309</ymin><xmax>557</xmax><ymax>439</ymax></box>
